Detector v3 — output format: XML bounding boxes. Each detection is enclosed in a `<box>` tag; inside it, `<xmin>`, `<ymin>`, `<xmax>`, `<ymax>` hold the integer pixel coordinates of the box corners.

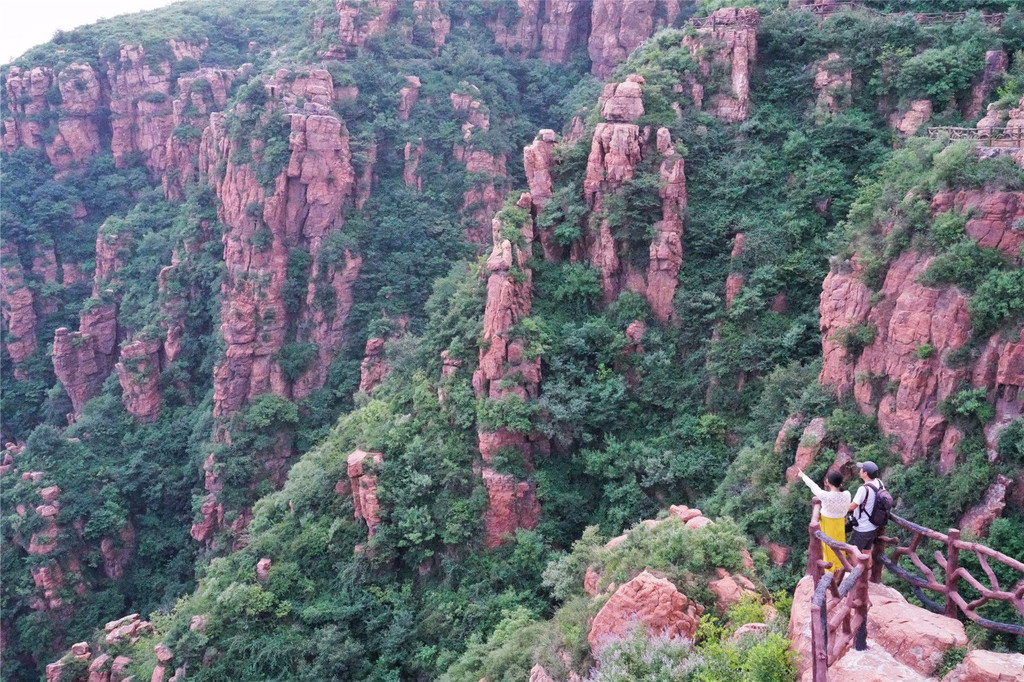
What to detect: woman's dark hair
<box><xmin>826</xmin><ymin>471</ymin><xmax>844</xmax><ymax>489</ymax></box>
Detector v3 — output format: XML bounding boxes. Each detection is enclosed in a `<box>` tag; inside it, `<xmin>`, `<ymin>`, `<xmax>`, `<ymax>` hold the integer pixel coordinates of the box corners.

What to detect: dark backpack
<box><xmin>862</xmin><ymin>482</ymin><xmax>893</xmax><ymax>528</ymax></box>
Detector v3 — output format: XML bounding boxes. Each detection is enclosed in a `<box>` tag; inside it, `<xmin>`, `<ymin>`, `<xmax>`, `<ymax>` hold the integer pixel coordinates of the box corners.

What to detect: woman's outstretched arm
<box><xmin>797</xmin><ymin>469</ymin><xmax>826</xmax><ymax>498</ymax></box>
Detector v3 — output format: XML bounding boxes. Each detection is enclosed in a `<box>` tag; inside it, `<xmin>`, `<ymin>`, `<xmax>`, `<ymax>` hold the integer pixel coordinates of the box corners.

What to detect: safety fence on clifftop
<box><xmin>806</xmin><ymin>499</ymin><xmax>1024</xmax><ymax>681</ymax></box>
<box><xmin>927</xmin><ymin>126</ymin><xmax>1024</xmax><ymax>148</ymax></box>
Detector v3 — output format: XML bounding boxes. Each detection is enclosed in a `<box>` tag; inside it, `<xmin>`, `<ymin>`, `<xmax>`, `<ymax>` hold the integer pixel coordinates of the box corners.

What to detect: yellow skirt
<box><xmin>820</xmin><ymin>515</ymin><xmax>846</xmax><ymax>572</ymax></box>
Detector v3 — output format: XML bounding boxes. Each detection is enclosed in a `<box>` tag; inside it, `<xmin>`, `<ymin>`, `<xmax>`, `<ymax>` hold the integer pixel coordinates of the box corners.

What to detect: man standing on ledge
<box><xmin>849</xmin><ymin>460</ymin><xmax>885</xmax><ymax>550</ymax></box>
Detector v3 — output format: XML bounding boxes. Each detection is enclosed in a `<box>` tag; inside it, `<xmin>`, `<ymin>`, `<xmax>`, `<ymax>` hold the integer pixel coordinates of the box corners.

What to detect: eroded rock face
<box><xmin>336</xmin><ymin>0</ymin><xmax>399</xmax><ymax>53</ymax></box>
<box><xmin>890</xmin><ymin>99</ymin><xmax>932</xmax><ymax>136</ymax></box>
<box><xmin>1</xmin><ymin>244</ymin><xmax>37</xmax><ymax>375</ymax></box>
<box><xmin>2</xmin><ymin>64</ymin><xmax>104</xmax><ymax>170</ymax></box>
<box><xmin>588</xmin><ymin>570</ymin><xmax>703</xmax><ymax>649</ymax></box>
<box><xmin>813</xmin><ymin>52</ymin><xmax>852</xmax><ymax>115</ymax></box>
<box><xmin>681</xmin><ymin>8</ymin><xmax>760</xmax><ymax>123</ymax></box>
<box><xmin>200</xmin><ymin>109</ymin><xmax>358</xmax><ymax>417</ymax></box>
<box><xmin>359</xmin><ymin>319</ymin><xmax>406</xmax><ymax>393</ymax></box>
<box><xmin>943</xmin><ymin>650</ymin><xmax>1024</xmax><ymax>682</ymax></box>
<box><xmin>489</xmin><ymin>0</ymin><xmax>592</xmax><ymax>62</ymax></box>
<box><xmin>347</xmin><ymin>450</ymin><xmax>383</xmax><ymax>539</ymax></box>
<box><xmin>164</xmin><ymin>67</ymin><xmax>240</xmax><ymax>199</ymax></box>
<box><xmin>930</xmin><ymin>190</ymin><xmax>1024</xmax><ymax>258</ymax></box>
<box><xmin>52</xmin><ymin>223</ymin><xmax>134</xmax><ymax>417</ymax></box>
<box><xmin>107</xmin><ymin>45</ymin><xmax>182</xmax><ymax>173</ymax></box>
<box><xmin>724</xmin><ymin>233</ymin><xmax>746</xmax><ymax>310</ymax></box>
<box><xmin>820</xmin><ymin>246</ymin><xmax>1024</xmax><ymax>465</ymax></box>
<box><xmin>452</xmin><ymin>87</ymin><xmax>509</xmax><ymax>245</ymax></box>
<box><xmin>474</xmin><ymin>193</ymin><xmax>546</xmax><ymax>547</ymax></box>
<box><xmin>588</xmin><ymin>0</ymin><xmax>682</xmax><ymax>79</ymax></box>
<box><xmin>403</xmin><ymin>139</ymin><xmax>424</xmax><ymax>191</ymax></box>
<box><xmin>784</xmin><ymin>417</ymin><xmax>828</xmax><ymax>482</ymax></box>
<box><xmin>646</xmin><ymin>131</ymin><xmax>685</xmax><ymax>323</ymax></box>
<box><xmin>867</xmin><ymin>582</ymin><xmax>967</xmax><ymax>676</ymax></box>
<box><xmin>968</xmin><ymin>50</ymin><xmax>1008</xmax><ymax>120</ymax></box>
<box><xmin>580</xmin><ymin>80</ymin><xmax>688</xmax><ymax>316</ymax></box>
<box><xmin>960</xmin><ymin>474</ymin><xmax>1012</xmax><ymax>537</ymax></box>
<box><xmin>115</xmin><ymin>338</ymin><xmax>163</xmax><ymax>423</ymax></box>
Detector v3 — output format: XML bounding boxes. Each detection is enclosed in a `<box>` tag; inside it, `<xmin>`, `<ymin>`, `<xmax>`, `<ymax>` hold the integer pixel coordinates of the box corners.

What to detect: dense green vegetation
<box><xmin>3</xmin><ymin>0</ymin><xmax>1024</xmax><ymax>679</ymax></box>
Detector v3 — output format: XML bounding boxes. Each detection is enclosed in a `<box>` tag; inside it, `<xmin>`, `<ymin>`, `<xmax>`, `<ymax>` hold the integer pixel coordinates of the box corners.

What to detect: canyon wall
<box><xmin>818</xmin><ymin>194</ymin><xmax>1023</xmax><ymax>523</ymax></box>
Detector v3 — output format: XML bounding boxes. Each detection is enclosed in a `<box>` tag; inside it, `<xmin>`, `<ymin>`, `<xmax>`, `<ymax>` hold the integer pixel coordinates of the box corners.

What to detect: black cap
<box><xmin>856</xmin><ymin>461</ymin><xmax>879</xmax><ymax>476</ymax></box>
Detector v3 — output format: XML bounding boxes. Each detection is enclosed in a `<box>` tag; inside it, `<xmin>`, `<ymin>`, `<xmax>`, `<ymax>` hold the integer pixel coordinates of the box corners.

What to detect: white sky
<box><xmin>2</xmin><ymin>0</ymin><xmax>180</xmax><ymax>63</ymax></box>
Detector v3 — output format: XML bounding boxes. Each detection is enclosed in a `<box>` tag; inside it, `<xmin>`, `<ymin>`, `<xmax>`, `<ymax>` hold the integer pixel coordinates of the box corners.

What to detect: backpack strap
<box><xmin>859</xmin><ymin>482</ymin><xmax>877</xmax><ymax>517</ymax></box>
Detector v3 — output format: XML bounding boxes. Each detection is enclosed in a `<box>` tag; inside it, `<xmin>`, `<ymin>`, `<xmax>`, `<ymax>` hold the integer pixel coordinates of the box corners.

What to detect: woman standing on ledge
<box><xmin>798</xmin><ymin>468</ymin><xmax>851</xmax><ymax>572</ymax></box>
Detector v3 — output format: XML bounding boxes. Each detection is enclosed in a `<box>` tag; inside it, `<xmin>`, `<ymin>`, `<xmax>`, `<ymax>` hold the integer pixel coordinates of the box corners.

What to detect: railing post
<box><xmin>944</xmin><ymin>528</ymin><xmax>961</xmax><ymax>618</ymax></box>
<box><xmin>855</xmin><ymin>563</ymin><xmax>869</xmax><ymax>650</ymax></box>
<box><xmin>870</xmin><ymin>539</ymin><xmax>884</xmax><ymax>583</ymax></box>
<box><xmin>808</xmin><ymin>499</ymin><xmax>824</xmax><ymax>580</ymax></box>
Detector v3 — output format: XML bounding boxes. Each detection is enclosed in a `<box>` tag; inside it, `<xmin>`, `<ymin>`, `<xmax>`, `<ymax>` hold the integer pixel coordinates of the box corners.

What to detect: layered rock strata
<box><xmin>451</xmin><ymin>87</ymin><xmax>509</xmax><ymax>245</ymax></box>
<box><xmin>680</xmin><ymin>8</ymin><xmax>760</xmax><ymax>123</ymax></box>
<box><xmin>52</xmin><ymin>223</ymin><xmax>134</xmax><ymax>417</ymax></box>
<box><xmin>200</xmin><ymin>109</ymin><xmax>358</xmax><ymax>417</ymax></box>
<box><xmin>473</xmin><ymin>193</ymin><xmax>546</xmax><ymax>547</ymax></box>
<box><xmin>1</xmin><ymin>244</ymin><xmax>37</xmax><ymax>377</ymax></box>
<box><xmin>820</xmin><ymin>240</ymin><xmax>1023</xmax><ymax>465</ymax></box>
<box><xmin>580</xmin><ymin>76</ymin><xmax>686</xmax><ymax>317</ymax></box>
<box><xmin>588</xmin><ymin>0</ymin><xmax>683</xmax><ymax>80</ymax></box>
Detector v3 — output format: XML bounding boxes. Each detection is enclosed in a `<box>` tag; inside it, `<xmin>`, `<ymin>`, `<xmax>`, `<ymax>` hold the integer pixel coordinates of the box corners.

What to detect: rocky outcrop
<box><xmin>930</xmin><ymin>190</ymin><xmax>1024</xmax><ymax>258</ymax></box>
<box><xmin>107</xmin><ymin>45</ymin><xmax>181</xmax><ymax>173</ymax></box>
<box><xmin>813</xmin><ymin>52</ymin><xmax>851</xmax><ymax>115</ymax></box>
<box><xmin>724</xmin><ymin>233</ymin><xmax>746</xmax><ymax>309</ymax></box>
<box><xmin>820</xmin><ymin>243</ymin><xmax>1024</xmax><ymax>465</ymax></box>
<box><xmin>890</xmin><ymin>99</ymin><xmax>932</xmax><ymax>136</ymax></box>
<box><xmin>336</xmin><ymin>0</ymin><xmax>399</xmax><ymax>54</ymax></box>
<box><xmin>580</xmin><ymin>77</ymin><xmax>688</xmax><ymax>316</ymax></box>
<box><xmin>784</xmin><ymin>417</ymin><xmax>828</xmax><ymax>482</ymax></box>
<box><xmin>1</xmin><ymin>244</ymin><xmax>37</xmax><ymax>376</ymax></box>
<box><xmin>100</xmin><ymin>522</ymin><xmax>136</xmax><ymax>581</ymax></box>
<box><xmin>358</xmin><ymin>319</ymin><xmax>406</xmax><ymax>393</ymax></box>
<box><xmin>2</xmin><ymin>64</ymin><xmax>104</xmax><ymax>170</ymax></box>
<box><xmin>790</xmin><ymin>577</ymin><xmax>968</xmax><ymax>681</ymax></box>
<box><xmin>646</xmin><ymin>128</ymin><xmax>685</xmax><ymax>322</ymax></box>
<box><xmin>588</xmin><ymin>570</ymin><xmax>703</xmax><ymax>648</ymax></box>
<box><xmin>588</xmin><ymin>0</ymin><xmax>682</xmax><ymax>80</ymax></box>
<box><xmin>398</xmin><ymin>76</ymin><xmax>420</xmax><ymax>121</ymax></box>
<box><xmin>452</xmin><ymin>87</ymin><xmax>509</xmax><ymax>245</ymax></box>
<box><xmin>681</xmin><ymin>8</ymin><xmax>760</xmax><ymax>123</ymax></box>
<box><xmin>412</xmin><ymin>0</ymin><xmax>450</xmax><ymax>49</ymax></box>
<box><xmin>473</xmin><ymin>193</ymin><xmax>546</xmax><ymax>547</ymax></box>
<box><xmin>960</xmin><ymin>473</ymin><xmax>1012</xmax><ymax>537</ymax></box>
<box><xmin>115</xmin><ymin>338</ymin><xmax>163</xmax><ymax>423</ymax></box>
<box><xmin>52</xmin><ymin>222</ymin><xmax>134</xmax><ymax>417</ymax></box>
<box><xmin>968</xmin><ymin>50</ymin><xmax>1008</xmax><ymax>120</ymax></box>
<box><xmin>867</xmin><ymin>582</ymin><xmax>968</xmax><ymax>676</ymax></box>
<box><xmin>943</xmin><ymin>650</ymin><xmax>1024</xmax><ymax>681</ymax></box>
<box><xmin>347</xmin><ymin>449</ymin><xmax>383</xmax><ymax>539</ymax></box>
<box><xmin>708</xmin><ymin>568</ymin><xmax>758</xmax><ymax>612</ymax></box>
<box><xmin>523</xmin><ymin>129</ymin><xmax>563</xmax><ymax>260</ymax></box>
<box><xmin>403</xmin><ymin>139</ymin><xmax>424</xmax><ymax>191</ymax></box>
<box><xmin>200</xmin><ymin>108</ymin><xmax>358</xmax><ymax>417</ymax></box>
<box><xmin>164</xmin><ymin>67</ymin><xmax>240</xmax><ymax>199</ymax></box>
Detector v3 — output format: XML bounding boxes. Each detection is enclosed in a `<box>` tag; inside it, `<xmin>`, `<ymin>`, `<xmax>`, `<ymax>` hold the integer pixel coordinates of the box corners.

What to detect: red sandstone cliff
<box><xmin>473</xmin><ymin>193</ymin><xmax>547</xmax><ymax>547</ymax></box>
<box><xmin>1</xmin><ymin>244</ymin><xmax>38</xmax><ymax>377</ymax></box>
<box><xmin>52</xmin><ymin>223</ymin><xmax>134</xmax><ymax>417</ymax></box>
<box><xmin>199</xmin><ymin>107</ymin><xmax>358</xmax><ymax>417</ymax></box>
<box><xmin>579</xmin><ymin>76</ymin><xmax>687</xmax><ymax>319</ymax></box>
<box><xmin>114</xmin><ymin>338</ymin><xmax>163</xmax><ymax>423</ymax></box>
<box><xmin>451</xmin><ymin>86</ymin><xmax>509</xmax><ymax>245</ymax></box>
<box><xmin>588</xmin><ymin>0</ymin><xmax>683</xmax><ymax>80</ymax></box>
<box><xmin>819</xmin><ymin>192</ymin><xmax>1024</xmax><ymax>470</ymax></box>
<box><xmin>680</xmin><ymin>8</ymin><xmax>760</xmax><ymax>123</ymax></box>
<box><xmin>2</xmin><ymin>64</ymin><xmax>104</xmax><ymax>170</ymax></box>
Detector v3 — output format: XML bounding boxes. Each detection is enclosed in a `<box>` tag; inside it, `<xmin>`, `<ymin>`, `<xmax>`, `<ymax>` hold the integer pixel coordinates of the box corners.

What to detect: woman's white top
<box><xmin>799</xmin><ymin>472</ymin><xmax>852</xmax><ymax>519</ymax></box>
